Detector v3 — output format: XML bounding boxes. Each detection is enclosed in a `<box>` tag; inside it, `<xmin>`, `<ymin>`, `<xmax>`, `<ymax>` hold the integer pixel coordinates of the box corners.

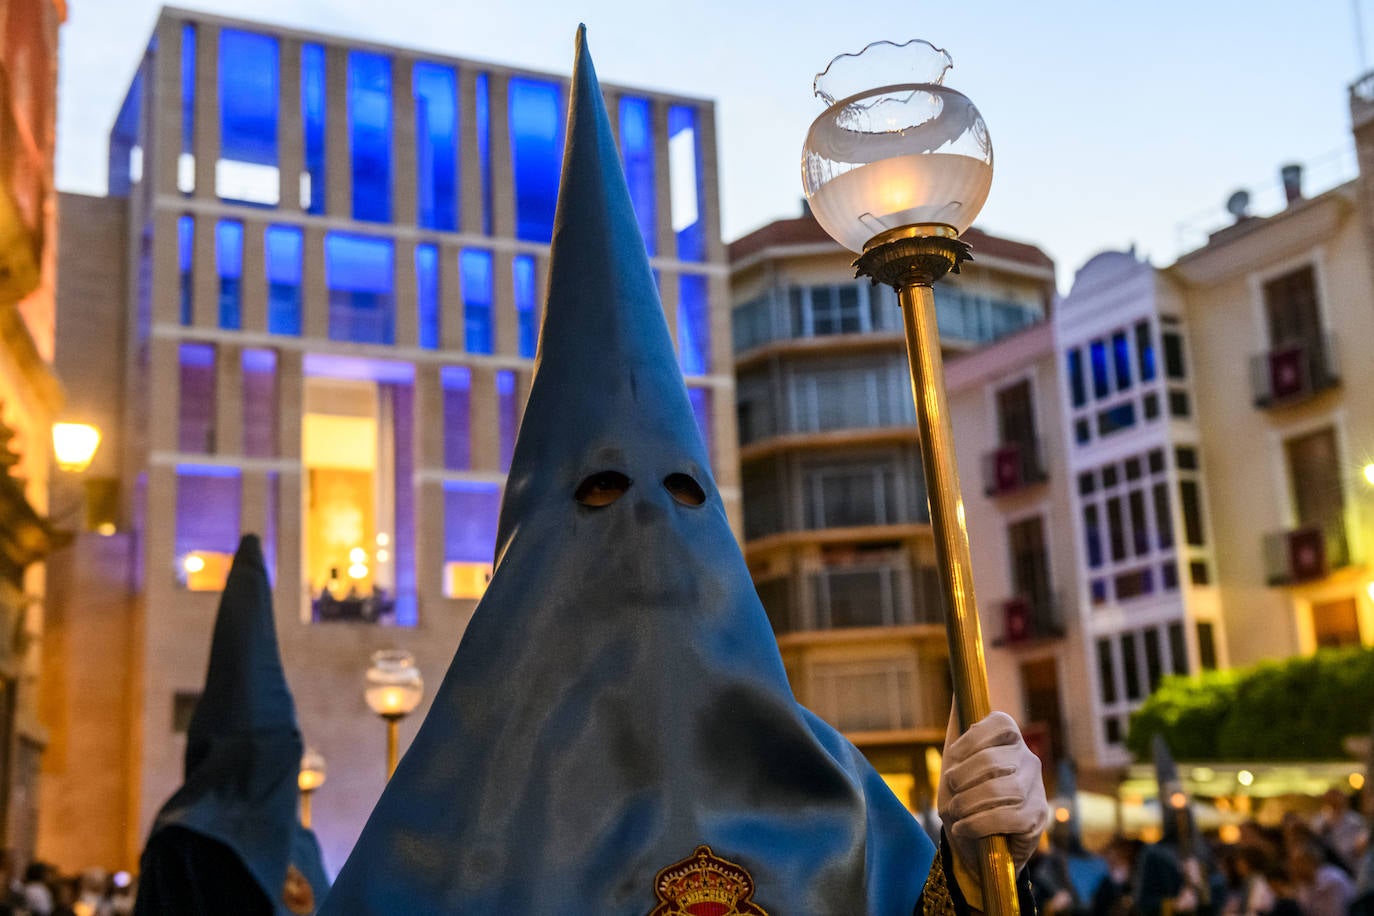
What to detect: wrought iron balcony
<box><xmin>1249</xmin><ymin>335</ymin><xmax>1340</xmax><ymax>409</ymax></box>
<box><xmin>990</xmin><ymin>592</ymin><xmax>1064</xmax><ymax>646</ymax></box>
<box><xmin>981</xmin><ymin>439</ymin><xmax>1049</xmax><ymax>497</ymax></box>
<box><xmin>1263</xmin><ymin>521</ymin><xmax>1351</xmax><ymax>586</ymax></box>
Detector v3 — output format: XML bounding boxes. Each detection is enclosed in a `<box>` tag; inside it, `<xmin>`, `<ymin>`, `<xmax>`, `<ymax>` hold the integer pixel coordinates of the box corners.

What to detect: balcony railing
<box><xmin>989</xmin><ymin>593</ymin><xmax>1064</xmax><ymax>647</ymax></box>
<box><xmin>981</xmin><ymin>439</ymin><xmax>1049</xmax><ymax>497</ymax></box>
<box><xmin>312</xmin><ymin>587</ymin><xmax>397</xmax><ymax>623</ymax></box>
<box><xmin>1263</xmin><ymin>521</ymin><xmax>1351</xmax><ymax>586</ymax></box>
<box><xmin>1249</xmin><ymin>335</ymin><xmax>1340</xmax><ymax>408</ymax></box>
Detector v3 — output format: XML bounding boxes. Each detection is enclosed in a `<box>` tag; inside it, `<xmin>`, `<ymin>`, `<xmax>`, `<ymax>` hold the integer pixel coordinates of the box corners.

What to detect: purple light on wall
<box><xmin>178</xmin><ymin>343</ymin><xmax>216</xmax><ymax>453</ymax></box>
<box><xmin>441</xmin><ymin>367</ymin><xmax>471</xmax><ymax>470</ymax></box>
<box><xmin>443</xmin><ymin>481</ymin><xmax>501</xmax><ymax>563</ymax></box>
<box><xmin>174</xmin><ymin>467</ymin><xmax>242</xmax><ymax>560</ymax></box>
<box><xmin>497</xmin><ymin>370</ymin><xmax>518</xmax><ymax>472</ymax></box>
<box><xmin>242</xmin><ymin>349</ymin><xmax>277</xmax><ymax>458</ymax></box>
<box><xmin>302</xmin><ymin>353</ymin><xmax>413</xmax><ymax>384</ymax></box>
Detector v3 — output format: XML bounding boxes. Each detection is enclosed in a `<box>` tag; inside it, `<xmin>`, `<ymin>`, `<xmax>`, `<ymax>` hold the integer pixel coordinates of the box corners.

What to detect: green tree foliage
<box><xmin>1126</xmin><ymin>647</ymin><xmax>1374</xmax><ymax>761</ymax></box>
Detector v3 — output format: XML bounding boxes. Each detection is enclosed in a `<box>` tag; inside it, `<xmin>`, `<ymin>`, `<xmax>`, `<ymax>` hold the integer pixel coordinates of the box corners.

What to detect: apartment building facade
<box><xmin>0</xmin><ymin>0</ymin><xmax>67</xmax><ymax>865</ymax></box>
<box><xmin>728</xmin><ymin>209</ymin><xmax>1056</xmax><ymax>803</ymax></box>
<box><xmin>45</xmin><ymin>7</ymin><xmax>733</xmax><ymax>872</ymax></box>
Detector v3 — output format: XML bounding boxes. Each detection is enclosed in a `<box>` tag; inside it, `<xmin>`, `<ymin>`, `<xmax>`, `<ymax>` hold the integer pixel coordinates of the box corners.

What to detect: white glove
<box><xmin>937</xmin><ymin>709</ymin><xmax>1049</xmax><ymax>906</ymax></box>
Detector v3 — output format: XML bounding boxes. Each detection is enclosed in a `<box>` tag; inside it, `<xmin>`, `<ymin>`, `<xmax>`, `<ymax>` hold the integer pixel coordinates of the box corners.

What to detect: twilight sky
<box><xmin>56</xmin><ymin>0</ymin><xmax>1366</xmax><ymax>291</ymax></box>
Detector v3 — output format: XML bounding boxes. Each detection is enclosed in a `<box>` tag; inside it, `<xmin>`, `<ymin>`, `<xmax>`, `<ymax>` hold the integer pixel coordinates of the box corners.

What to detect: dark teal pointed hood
<box><xmin>1151</xmin><ymin>734</ymin><xmax>1195</xmax><ymax>848</ymax></box>
<box><xmin>320</xmin><ymin>28</ymin><xmax>933</xmax><ymax>915</ymax></box>
<box><xmin>140</xmin><ymin>535</ymin><xmax>329</xmax><ymax>915</ymax></box>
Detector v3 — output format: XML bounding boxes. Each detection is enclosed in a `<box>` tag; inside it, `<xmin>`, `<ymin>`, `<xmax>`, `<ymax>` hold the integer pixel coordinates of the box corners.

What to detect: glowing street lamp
<box><xmin>51</xmin><ymin>422</ymin><xmax>101</xmax><ymax>473</ymax></box>
<box><xmin>801</xmin><ymin>38</ymin><xmax>1013</xmax><ymax>916</ymax></box>
<box><xmin>298</xmin><ymin>748</ymin><xmax>326</xmax><ymax>828</ymax></box>
<box><xmin>365</xmin><ymin>649</ymin><xmax>424</xmax><ymax>779</ymax></box>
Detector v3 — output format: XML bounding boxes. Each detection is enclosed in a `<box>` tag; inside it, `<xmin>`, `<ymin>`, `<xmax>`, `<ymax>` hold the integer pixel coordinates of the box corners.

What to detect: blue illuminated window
<box><xmin>302</xmin><ymin>43</ymin><xmax>326</xmax><ymax>214</ymax></box>
<box><xmin>1112</xmin><ymin>331</ymin><xmax>1131</xmax><ymax>390</ymax></box>
<box><xmin>265</xmin><ymin>225</ymin><xmax>302</xmax><ymax>335</ymax></box>
<box><xmin>444</xmin><ymin>481</ymin><xmax>500</xmax><ymax>565</ymax></box>
<box><xmin>325</xmin><ymin>233</ymin><xmax>395</xmax><ymax>345</ymax></box>
<box><xmin>176</xmin><ymin>466</ymin><xmax>242</xmax><ymax>566</ymax></box>
<box><xmin>416</xmin><ymin>244</ymin><xmax>439</xmax><ymax>349</ymax></box>
<box><xmin>441</xmin><ymin>367</ymin><xmax>470</xmax><ymax>469</ymax></box>
<box><xmin>1136</xmin><ymin>321</ymin><xmax>1156</xmax><ymax>382</ymax></box>
<box><xmin>513</xmin><ymin>254</ymin><xmax>538</xmax><ymax>358</ymax></box>
<box><xmin>414</xmin><ymin>62</ymin><xmax>457</xmax><ymax>231</ymax></box>
<box><xmin>509</xmin><ymin>78</ymin><xmax>564</xmax><ymax>242</ymax></box>
<box><xmin>461</xmin><ymin>249</ymin><xmax>493</xmax><ymax>354</ymax></box>
<box><xmin>109</xmin><ymin>63</ymin><xmax>144</xmax><ymax>197</ymax></box>
<box><xmin>218</xmin><ymin>30</ymin><xmax>279</xmax><ymax>206</ymax></box>
<box><xmin>497</xmin><ymin>370</ymin><xmax>518</xmax><ymax>471</ymax></box>
<box><xmin>678</xmin><ymin>274</ymin><xmax>710</xmax><ymax>375</ymax></box>
<box><xmin>619</xmin><ymin>96</ymin><xmax>656</xmax><ymax>256</ymax></box>
<box><xmin>668</xmin><ymin>105</ymin><xmax>706</xmax><ymax>262</ymax></box>
<box><xmin>689</xmin><ymin>387</ymin><xmax>712</xmax><ymax>458</ymax></box>
<box><xmin>178</xmin><ymin>216</ymin><xmax>194</xmax><ymax>325</ymax></box>
<box><xmin>475</xmin><ymin>72</ymin><xmax>492</xmax><ymax>235</ymax></box>
<box><xmin>181</xmin><ymin>24</ymin><xmax>196</xmax><ymax>193</ymax></box>
<box><xmin>1090</xmin><ymin>340</ymin><xmax>1109</xmax><ymax>399</ymax></box>
<box><xmin>1067</xmin><ymin>347</ymin><xmax>1086</xmax><ymax>407</ymax></box>
<box><xmin>349</xmin><ymin>51</ymin><xmax>392</xmax><ymax>223</ymax></box>
<box><xmin>216</xmin><ymin>220</ymin><xmax>243</xmax><ymax>330</ymax></box>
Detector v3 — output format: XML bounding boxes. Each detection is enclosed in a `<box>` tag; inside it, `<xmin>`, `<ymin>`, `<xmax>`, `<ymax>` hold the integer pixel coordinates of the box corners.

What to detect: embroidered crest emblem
<box><xmin>648</xmin><ymin>845</ymin><xmax>770</xmax><ymax>916</ymax></box>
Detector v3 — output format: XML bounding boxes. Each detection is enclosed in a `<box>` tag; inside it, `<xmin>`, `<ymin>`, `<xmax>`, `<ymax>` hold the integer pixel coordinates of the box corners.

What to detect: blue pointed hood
<box><xmin>142</xmin><ymin>535</ymin><xmax>329</xmax><ymax>914</ymax></box>
<box><xmin>320</xmin><ymin>28</ymin><xmax>933</xmax><ymax>915</ymax></box>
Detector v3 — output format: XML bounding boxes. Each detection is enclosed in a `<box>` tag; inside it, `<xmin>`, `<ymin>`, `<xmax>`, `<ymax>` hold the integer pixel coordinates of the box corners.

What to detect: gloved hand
<box><xmin>937</xmin><ymin>708</ymin><xmax>1048</xmax><ymax>907</ymax></box>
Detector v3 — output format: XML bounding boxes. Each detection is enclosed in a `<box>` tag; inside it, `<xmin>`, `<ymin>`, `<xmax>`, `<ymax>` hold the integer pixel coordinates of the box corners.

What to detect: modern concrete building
<box><xmin>44</xmin><ymin>6</ymin><xmax>733</xmax><ymax>873</ymax></box>
<box><xmin>728</xmin><ymin>207</ymin><xmax>1056</xmax><ymax>804</ymax></box>
<box><xmin>1051</xmin><ymin>247</ymin><xmax>1220</xmax><ymax>769</ymax></box>
<box><xmin>0</xmin><ymin>0</ymin><xmax>68</xmax><ymax>866</ymax></box>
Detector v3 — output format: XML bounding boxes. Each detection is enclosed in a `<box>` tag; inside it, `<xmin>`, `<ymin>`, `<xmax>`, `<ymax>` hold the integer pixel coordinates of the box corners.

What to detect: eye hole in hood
<box><xmin>574</xmin><ymin>470</ymin><xmax>632</xmax><ymax>507</ymax></box>
<box><xmin>663</xmin><ymin>473</ymin><xmax>706</xmax><ymax>507</ymax></box>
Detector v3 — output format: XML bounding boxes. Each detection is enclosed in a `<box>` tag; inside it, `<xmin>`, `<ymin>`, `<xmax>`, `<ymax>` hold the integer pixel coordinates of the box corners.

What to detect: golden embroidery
<box><xmin>648</xmin><ymin>845</ymin><xmax>770</xmax><ymax>916</ymax></box>
<box><xmin>923</xmin><ymin>848</ymin><xmax>958</xmax><ymax>916</ymax></box>
<box><xmin>282</xmin><ymin>863</ymin><xmax>315</xmax><ymax>915</ymax></box>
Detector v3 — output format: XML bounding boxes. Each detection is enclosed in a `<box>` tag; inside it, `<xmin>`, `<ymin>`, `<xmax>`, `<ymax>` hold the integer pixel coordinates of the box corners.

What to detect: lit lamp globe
<box><xmin>802</xmin><ymin>39</ymin><xmax>1018</xmax><ymax>916</ymax></box>
<box><xmin>297</xmin><ymin>748</ymin><xmax>326</xmax><ymax>828</ymax></box>
<box><xmin>802</xmin><ymin>39</ymin><xmax>992</xmax><ymax>253</ymax></box>
<box><xmin>365</xmin><ymin>649</ymin><xmax>423</xmax><ymax>778</ymax></box>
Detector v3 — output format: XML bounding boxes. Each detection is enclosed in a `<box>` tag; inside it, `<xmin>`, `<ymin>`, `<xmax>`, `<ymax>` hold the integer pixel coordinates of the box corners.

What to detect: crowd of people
<box><xmin>0</xmin><ymin>862</ymin><xmax>135</xmax><ymax>916</ymax></box>
<box><xmin>1032</xmin><ymin>788</ymin><xmax>1373</xmax><ymax>916</ymax></box>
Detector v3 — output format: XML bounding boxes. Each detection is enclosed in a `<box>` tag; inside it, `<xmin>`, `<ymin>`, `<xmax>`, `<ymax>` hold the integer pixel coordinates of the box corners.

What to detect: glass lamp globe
<box><xmin>364</xmin><ymin>648</ymin><xmax>424</xmax><ymax>719</ymax></box>
<box><xmin>802</xmin><ymin>39</ymin><xmax>993</xmax><ymax>252</ymax></box>
<box><xmin>298</xmin><ymin>748</ymin><xmax>327</xmax><ymax>792</ymax></box>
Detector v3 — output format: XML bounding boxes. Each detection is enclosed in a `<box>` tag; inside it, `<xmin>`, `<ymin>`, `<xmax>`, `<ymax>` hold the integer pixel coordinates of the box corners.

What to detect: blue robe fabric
<box><xmin>136</xmin><ymin>535</ymin><xmax>329</xmax><ymax>916</ymax></box>
<box><xmin>319</xmin><ymin>27</ymin><xmax>935</xmax><ymax>916</ymax></box>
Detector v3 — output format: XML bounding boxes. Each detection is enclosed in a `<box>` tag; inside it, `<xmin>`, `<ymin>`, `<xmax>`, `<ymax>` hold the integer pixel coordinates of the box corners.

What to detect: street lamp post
<box><xmin>802</xmin><ymin>39</ymin><xmax>1017</xmax><ymax>916</ymax></box>
<box><xmin>364</xmin><ymin>649</ymin><xmax>423</xmax><ymax>779</ymax></box>
<box><xmin>298</xmin><ymin>748</ymin><xmax>326</xmax><ymax>829</ymax></box>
